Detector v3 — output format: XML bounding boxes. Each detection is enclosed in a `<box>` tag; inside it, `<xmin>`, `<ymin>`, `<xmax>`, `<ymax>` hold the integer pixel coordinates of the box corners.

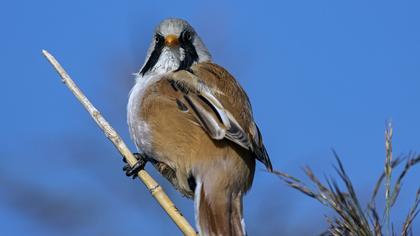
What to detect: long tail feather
<box><xmin>194</xmin><ymin>180</ymin><xmax>246</xmax><ymax>236</ymax></box>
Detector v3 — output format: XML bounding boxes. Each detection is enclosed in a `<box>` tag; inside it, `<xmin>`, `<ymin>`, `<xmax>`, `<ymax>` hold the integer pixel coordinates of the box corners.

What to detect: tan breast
<box><xmin>129</xmin><ymin>62</ymin><xmax>270</xmax><ymax>196</ymax></box>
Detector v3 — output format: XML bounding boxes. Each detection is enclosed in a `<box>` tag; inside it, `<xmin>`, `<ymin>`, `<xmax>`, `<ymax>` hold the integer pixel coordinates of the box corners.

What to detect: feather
<box><xmin>167</xmin><ymin>63</ymin><xmax>273</xmax><ymax>171</ymax></box>
<box><xmin>195</xmin><ymin>179</ymin><xmax>246</xmax><ymax>236</ymax></box>
<box><xmin>183</xmin><ymin>95</ymin><xmax>226</xmax><ymax>140</ymax></box>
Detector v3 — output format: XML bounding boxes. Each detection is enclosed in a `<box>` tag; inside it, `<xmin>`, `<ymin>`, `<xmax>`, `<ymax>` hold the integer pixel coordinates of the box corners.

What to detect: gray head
<box><xmin>139</xmin><ymin>18</ymin><xmax>212</xmax><ymax>76</ymax></box>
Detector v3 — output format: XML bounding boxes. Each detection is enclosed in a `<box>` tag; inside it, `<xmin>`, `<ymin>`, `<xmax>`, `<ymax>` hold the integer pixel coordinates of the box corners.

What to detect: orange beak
<box><xmin>165</xmin><ymin>34</ymin><xmax>179</xmax><ymax>48</ymax></box>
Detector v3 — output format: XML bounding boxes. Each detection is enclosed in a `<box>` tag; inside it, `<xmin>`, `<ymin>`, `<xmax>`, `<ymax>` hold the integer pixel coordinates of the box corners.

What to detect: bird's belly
<box><xmin>138</xmin><ymin>98</ymin><xmax>255</xmax><ymax>194</ymax></box>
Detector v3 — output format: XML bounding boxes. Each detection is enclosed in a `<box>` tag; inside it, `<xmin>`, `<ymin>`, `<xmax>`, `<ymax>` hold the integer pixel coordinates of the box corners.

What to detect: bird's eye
<box><xmin>181</xmin><ymin>30</ymin><xmax>192</xmax><ymax>42</ymax></box>
<box><xmin>155</xmin><ymin>33</ymin><xmax>164</xmax><ymax>43</ymax></box>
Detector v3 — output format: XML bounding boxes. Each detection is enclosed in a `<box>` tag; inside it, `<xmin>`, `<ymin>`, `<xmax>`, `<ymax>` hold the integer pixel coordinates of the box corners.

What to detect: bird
<box><xmin>126</xmin><ymin>18</ymin><xmax>272</xmax><ymax>236</ymax></box>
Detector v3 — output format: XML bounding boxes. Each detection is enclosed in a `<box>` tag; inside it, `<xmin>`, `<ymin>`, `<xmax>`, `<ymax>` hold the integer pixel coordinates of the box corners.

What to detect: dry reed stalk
<box><xmin>385</xmin><ymin>122</ymin><xmax>393</xmax><ymax>235</ymax></box>
<box><xmin>275</xmin><ymin>124</ymin><xmax>420</xmax><ymax>235</ymax></box>
<box><xmin>42</xmin><ymin>50</ymin><xmax>197</xmax><ymax>236</ymax></box>
<box><xmin>401</xmin><ymin>188</ymin><xmax>420</xmax><ymax>236</ymax></box>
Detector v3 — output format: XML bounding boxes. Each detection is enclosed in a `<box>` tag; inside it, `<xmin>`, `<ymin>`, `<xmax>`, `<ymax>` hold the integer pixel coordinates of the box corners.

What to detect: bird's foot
<box><xmin>122</xmin><ymin>153</ymin><xmax>148</xmax><ymax>179</ymax></box>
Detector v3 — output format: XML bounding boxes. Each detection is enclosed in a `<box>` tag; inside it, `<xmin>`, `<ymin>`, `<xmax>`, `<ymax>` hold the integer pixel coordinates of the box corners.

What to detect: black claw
<box><xmin>123</xmin><ymin>153</ymin><xmax>148</xmax><ymax>179</ymax></box>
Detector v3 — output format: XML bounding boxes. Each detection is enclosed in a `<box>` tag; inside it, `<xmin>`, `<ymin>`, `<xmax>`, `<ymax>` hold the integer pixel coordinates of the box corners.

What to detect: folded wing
<box><xmin>164</xmin><ymin>63</ymin><xmax>272</xmax><ymax>171</ymax></box>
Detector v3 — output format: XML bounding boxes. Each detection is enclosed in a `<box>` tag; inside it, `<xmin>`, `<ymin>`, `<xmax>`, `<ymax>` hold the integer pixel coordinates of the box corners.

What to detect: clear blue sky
<box><xmin>1</xmin><ymin>0</ymin><xmax>419</xmax><ymax>235</ymax></box>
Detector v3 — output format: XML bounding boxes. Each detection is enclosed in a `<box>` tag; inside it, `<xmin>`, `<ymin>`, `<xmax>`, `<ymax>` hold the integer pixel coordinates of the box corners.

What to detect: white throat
<box><xmin>146</xmin><ymin>47</ymin><xmax>182</xmax><ymax>76</ymax></box>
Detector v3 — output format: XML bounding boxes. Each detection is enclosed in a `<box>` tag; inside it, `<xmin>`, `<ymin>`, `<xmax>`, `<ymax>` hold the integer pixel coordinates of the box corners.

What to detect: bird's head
<box><xmin>139</xmin><ymin>18</ymin><xmax>212</xmax><ymax>76</ymax></box>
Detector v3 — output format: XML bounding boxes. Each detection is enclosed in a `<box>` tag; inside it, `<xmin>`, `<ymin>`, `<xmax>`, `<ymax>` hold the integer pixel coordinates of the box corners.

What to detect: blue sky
<box><xmin>1</xmin><ymin>0</ymin><xmax>420</xmax><ymax>235</ymax></box>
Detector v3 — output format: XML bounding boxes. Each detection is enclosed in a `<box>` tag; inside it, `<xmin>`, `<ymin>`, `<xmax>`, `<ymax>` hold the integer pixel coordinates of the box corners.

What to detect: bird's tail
<box><xmin>194</xmin><ymin>180</ymin><xmax>246</xmax><ymax>236</ymax></box>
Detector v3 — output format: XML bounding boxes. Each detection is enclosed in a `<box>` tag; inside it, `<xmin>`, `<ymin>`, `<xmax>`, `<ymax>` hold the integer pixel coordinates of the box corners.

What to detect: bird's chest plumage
<box><xmin>127</xmin><ymin>74</ymin><xmax>161</xmax><ymax>156</ymax></box>
<box><xmin>127</xmin><ymin>49</ymin><xmax>181</xmax><ymax>155</ymax></box>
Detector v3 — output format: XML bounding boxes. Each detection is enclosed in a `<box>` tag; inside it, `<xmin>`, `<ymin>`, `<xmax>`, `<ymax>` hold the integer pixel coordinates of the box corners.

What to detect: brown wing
<box><xmin>157</xmin><ymin>62</ymin><xmax>272</xmax><ymax>171</ymax></box>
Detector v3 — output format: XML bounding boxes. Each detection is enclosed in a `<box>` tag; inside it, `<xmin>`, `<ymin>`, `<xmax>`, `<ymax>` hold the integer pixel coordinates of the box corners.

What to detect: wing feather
<box><xmin>183</xmin><ymin>94</ymin><xmax>226</xmax><ymax>140</ymax></box>
<box><xmin>166</xmin><ymin>63</ymin><xmax>272</xmax><ymax>171</ymax></box>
